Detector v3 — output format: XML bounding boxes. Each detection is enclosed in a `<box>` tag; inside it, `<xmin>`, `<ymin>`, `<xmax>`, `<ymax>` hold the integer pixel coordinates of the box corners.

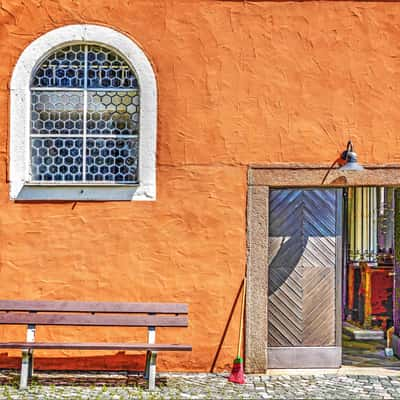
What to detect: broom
<box><xmin>228</xmin><ymin>277</ymin><xmax>246</xmax><ymax>384</ymax></box>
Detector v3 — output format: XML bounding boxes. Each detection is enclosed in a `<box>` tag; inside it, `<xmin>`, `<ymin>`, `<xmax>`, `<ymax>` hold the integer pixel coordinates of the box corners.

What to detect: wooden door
<box><xmin>267</xmin><ymin>188</ymin><xmax>342</xmax><ymax>368</ymax></box>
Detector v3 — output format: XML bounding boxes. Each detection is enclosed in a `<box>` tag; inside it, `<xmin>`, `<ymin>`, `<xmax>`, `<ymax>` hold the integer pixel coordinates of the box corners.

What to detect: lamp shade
<box><xmin>339</xmin><ymin>161</ymin><xmax>364</xmax><ymax>171</ymax></box>
<box><xmin>339</xmin><ymin>150</ymin><xmax>364</xmax><ymax>171</ymax></box>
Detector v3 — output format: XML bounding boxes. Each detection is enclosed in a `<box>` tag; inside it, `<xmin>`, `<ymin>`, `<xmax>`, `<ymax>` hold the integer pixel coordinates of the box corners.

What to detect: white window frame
<box><xmin>10</xmin><ymin>24</ymin><xmax>157</xmax><ymax>201</ymax></box>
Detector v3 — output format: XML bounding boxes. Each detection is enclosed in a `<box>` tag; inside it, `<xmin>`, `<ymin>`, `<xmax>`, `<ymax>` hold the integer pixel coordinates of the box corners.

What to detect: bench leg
<box><xmin>147</xmin><ymin>351</ymin><xmax>158</xmax><ymax>391</ymax></box>
<box><xmin>28</xmin><ymin>350</ymin><xmax>34</xmax><ymax>379</ymax></box>
<box><xmin>144</xmin><ymin>350</ymin><xmax>150</xmax><ymax>379</ymax></box>
<box><xmin>20</xmin><ymin>323</ymin><xmax>36</xmax><ymax>389</ymax></box>
<box><xmin>20</xmin><ymin>351</ymin><xmax>30</xmax><ymax>389</ymax></box>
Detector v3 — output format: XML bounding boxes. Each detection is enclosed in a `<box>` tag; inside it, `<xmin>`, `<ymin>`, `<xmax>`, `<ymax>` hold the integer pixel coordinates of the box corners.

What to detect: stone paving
<box><xmin>1</xmin><ymin>372</ymin><xmax>400</xmax><ymax>399</ymax></box>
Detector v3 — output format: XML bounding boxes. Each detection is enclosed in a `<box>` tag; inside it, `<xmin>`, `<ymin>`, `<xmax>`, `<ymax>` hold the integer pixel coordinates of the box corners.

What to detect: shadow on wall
<box><xmin>210</xmin><ymin>278</ymin><xmax>244</xmax><ymax>372</ymax></box>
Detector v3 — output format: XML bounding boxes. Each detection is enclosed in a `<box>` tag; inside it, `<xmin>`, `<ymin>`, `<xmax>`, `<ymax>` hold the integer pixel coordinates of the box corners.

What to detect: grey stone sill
<box><xmin>13</xmin><ymin>183</ymin><xmax>153</xmax><ymax>201</ymax></box>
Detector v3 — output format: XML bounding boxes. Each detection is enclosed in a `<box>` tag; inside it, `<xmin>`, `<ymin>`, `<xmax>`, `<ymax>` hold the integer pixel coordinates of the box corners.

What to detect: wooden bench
<box><xmin>0</xmin><ymin>300</ymin><xmax>191</xmax><ymax>390</ymax></box>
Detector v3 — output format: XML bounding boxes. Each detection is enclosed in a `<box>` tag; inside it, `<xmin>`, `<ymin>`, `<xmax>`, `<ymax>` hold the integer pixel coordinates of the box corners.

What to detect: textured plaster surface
<box><xmin>0</xmin><ymin>0</ymin><xmax>400</xmax><ymax>372</ymax></box>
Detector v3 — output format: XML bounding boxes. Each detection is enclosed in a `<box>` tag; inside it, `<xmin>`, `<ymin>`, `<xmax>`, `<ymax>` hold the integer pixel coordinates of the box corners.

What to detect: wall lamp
<box><xmin>338</xmin><ymin>140</ymin><xmax>364</xmax><ymax>171</ymax></box>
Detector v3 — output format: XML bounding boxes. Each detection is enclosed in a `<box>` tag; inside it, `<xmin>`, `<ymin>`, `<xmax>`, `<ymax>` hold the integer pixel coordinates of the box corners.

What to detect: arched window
<box><xmin>10</xmin><ymin>25</ymin><xmax>156</xmax><ymax>201</ymax></box>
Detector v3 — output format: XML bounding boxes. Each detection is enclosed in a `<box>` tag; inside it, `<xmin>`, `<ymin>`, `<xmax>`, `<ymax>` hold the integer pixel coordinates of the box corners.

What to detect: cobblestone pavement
<box><xmin>1</xmin><ymin>373</ymin><xmax>400</xmax><ymax>399</ymax></box>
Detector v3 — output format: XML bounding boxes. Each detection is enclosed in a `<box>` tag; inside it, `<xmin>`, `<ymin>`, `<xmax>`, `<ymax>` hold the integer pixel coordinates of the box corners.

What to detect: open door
<box><xmin>392</xmin><ymin>189</ymin><xmax>400</xmax><ymax>356</ymax></box>
<box><xmin>267</xmin><ymin>188</ymin><xmax>342</xmax><ymax>368</ymax></box>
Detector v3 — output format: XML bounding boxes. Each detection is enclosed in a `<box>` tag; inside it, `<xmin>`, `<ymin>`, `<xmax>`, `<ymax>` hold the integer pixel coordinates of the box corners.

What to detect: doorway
<box><xmin>245</xmin><ymin>165</ymin><xmax>400</xmax><ymax>373</ymax></box>
<box><xmin>342</xmin><ymin>187</ymin><xmax>400</xmax><ymax>367</ymax></box>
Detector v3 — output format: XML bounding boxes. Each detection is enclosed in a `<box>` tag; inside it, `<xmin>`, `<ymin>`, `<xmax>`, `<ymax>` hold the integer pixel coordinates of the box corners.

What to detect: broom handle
<box><xmin>237</xmin><ymin>277</ymin><xmax>247</xmax><ymax>358</ymax></box>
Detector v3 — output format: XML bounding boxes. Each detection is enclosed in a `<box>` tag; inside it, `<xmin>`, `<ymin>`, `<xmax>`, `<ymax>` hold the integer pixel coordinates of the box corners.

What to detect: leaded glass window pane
<box><xmin>86</xmin><ymin>137</ymin><xmax>138</xmax><ymax>182</ymax></box>
<box><xmin>32</xmin><ymin>45</ymin><xmax>85</xmax><ymax>88</ymax></box>
<box><xmin>31</xmin><ymin>91</ymin><xmax>84</xmax><ymax>135</ymax></box>
<box><xmin>87</xmin><ymin>91</ymin><xmax>139</xmax><ymax>135</ymax></box>
<box><xmin>31</xmin><ymin>138</ymin><xmax>83</xmax><ymax>181</ymax></box>
<box><xmin>30</xmin><ymin>44</ymin><xmax>139</xmax><ymax>183</ymax></box>
<box><xmin>86</xmin><ymin>46</ymin><xmax>138</xmax><ymax>89</ymax></box>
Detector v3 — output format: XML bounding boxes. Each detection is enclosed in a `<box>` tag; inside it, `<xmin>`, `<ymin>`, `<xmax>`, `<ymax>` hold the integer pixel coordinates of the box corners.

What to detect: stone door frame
<box><xmin>245</xmin><ymin>163</ymin><xmax>400</xmax><ymax>373</ymax></box>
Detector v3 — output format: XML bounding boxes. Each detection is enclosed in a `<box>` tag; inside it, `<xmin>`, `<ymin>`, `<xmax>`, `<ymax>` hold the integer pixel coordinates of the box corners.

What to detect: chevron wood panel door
<box><xmin>268</xmin><ymin>189</ymin><xmax>341</xmax><ymax>349</ymax></box>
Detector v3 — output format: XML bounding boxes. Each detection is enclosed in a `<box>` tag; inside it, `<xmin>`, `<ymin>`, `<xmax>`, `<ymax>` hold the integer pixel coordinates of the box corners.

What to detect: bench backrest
<box><xmin>0</xmin><ymin>300</ymin><xmax>188</xmax><ymax>327</ymax></box>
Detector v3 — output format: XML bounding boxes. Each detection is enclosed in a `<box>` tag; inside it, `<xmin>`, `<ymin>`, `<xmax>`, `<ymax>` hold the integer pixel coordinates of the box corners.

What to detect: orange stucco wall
<box><xmin>0</xmin><ymin>0</ymin><xmax>400</xmax><ymax>372</ymax></box>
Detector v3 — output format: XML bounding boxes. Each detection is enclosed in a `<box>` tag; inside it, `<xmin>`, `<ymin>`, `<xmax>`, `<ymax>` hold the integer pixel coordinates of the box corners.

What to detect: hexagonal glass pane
<box><xmin>31</xmin><ymin>91</ymin><xmax>84</xmax><ymax>135</ymax></box>
<box><xmin>30</xmin><ymin>43</ymin><xmax>141</xmax><ymax>184</ymax></box>
<box><xmin>31</xmin><ymin>45</ymin><xmax>85</xmax><ymax>88</ymax></box>
<box><xmin>87</xmin><ymin>45</ymin><xmax>138</xmax><ymax>89</ymax></box>
<box><xmin>85</xmin><ymin>137</ymin><xmax>138</xmax><ymax>182</ymax></box>
<box><xmin>31</xmin><ymin>137</ymin><xmax>83</xmax><ymax>181</ymax></box>
<box><xmin>87</xmin><ymin>91</ymin><xmax>139</xmax><ymax>135</ymax></box>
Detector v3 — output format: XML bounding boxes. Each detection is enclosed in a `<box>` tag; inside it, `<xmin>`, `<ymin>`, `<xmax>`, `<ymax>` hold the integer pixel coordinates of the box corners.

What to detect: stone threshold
<box><xmin>263</xmin><ymin>366</ymin><xmax>400</xmax><ymax>377</ymax></box>
<box><xmin>343</xmin><ymin>322</ymin><xmax>385</xmax><ymax>340</ymax></box>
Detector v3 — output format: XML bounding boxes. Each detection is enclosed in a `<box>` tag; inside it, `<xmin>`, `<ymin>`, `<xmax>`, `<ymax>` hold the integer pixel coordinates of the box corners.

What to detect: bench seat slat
<box><xmin>0</xmin><ymin>301</ymin><xmax>188</xmax><ymax>314</ymax></box>
<box><xmin>0</xmin><ymin>313</ymin><xmax>188</xmax><ymax>327</ymax></box>
<box><xmin>0</xmin><ymin>342</ymin><xmax>192</xmax><ymax>351</ymax></box>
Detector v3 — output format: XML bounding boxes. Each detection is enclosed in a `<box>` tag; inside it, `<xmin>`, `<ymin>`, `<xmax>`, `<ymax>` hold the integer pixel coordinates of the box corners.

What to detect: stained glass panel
<box><xmin>86</xmin><ymin>137</ymin><xmax>138</xmax><ymax>182</ymax></box>
<box><xmin>31</xmin><ymin>137</ymin><xmax>83</xmax><ymax>181</ymax></box>
<box><xmin>30</xmin><ymin>44</ymin><xmax>140</xmax><ymax>183</ymax></box>
<box><xmin>87</xmin><ymin>45</ymin><xmax>138</xmax><ymax>89</ymax></box>
<box><xmin>31</xmin><ymin>91</ymin><xmax>83</xmax><ymax>135</ymax></box>
<box><xmin>32</xmin><ymin>45</ymin><xmax>85</xmax><ymax>88</ymax></box>
<box><xmin>87</xmin><ymin>91</ymin><xmax>139</xmax><ymax>135</ymax></box>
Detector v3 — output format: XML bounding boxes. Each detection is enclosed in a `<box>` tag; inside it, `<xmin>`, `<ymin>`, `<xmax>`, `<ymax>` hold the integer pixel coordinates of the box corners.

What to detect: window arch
<box><xmin>10</xmin><ymin>25</ymin><xmax>157</xmax><ymax>201</ymax></box>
